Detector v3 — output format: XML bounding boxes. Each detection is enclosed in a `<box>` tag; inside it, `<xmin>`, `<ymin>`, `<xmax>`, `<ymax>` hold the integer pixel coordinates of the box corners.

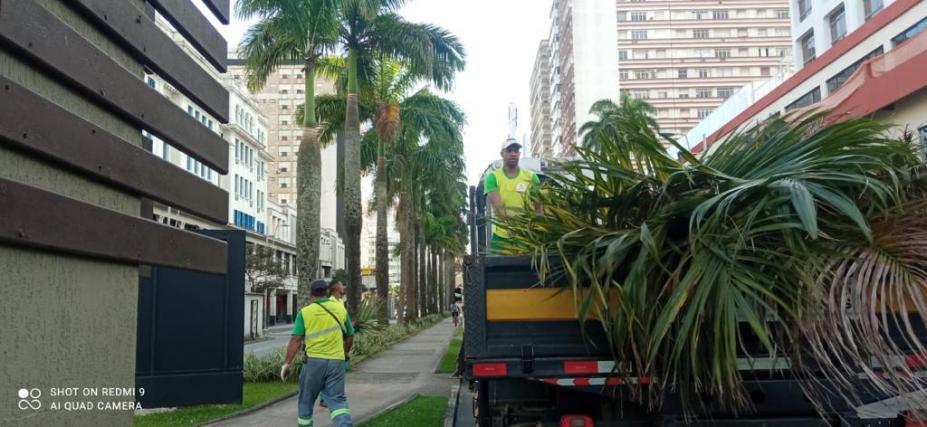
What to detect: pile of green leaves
<box><xmin>502</xmin><ymin>95</ymin><xmax>927</xmax><ymax>415</ymax></box>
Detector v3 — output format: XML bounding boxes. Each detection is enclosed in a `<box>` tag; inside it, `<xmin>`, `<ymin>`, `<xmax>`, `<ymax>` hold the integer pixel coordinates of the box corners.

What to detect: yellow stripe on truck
<box><xmin>486</xmin><ymin>288</ymin><xmax>619</xmax><ymax>321</ymax></box>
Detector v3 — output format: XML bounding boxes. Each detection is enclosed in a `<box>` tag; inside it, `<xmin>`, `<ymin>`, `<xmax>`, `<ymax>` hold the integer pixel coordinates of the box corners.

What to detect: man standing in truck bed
<box><xmin>484</xmin><ymin>138</ymin><xmax>541</xmax><ymax>255</ymax></box>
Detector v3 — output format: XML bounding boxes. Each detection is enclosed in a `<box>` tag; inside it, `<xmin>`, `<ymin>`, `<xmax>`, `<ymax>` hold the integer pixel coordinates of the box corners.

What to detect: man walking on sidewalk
<box><xmin>281</xmin><ymin>279</ymin><xmax>356</xmax><ymax>427</ymax></box>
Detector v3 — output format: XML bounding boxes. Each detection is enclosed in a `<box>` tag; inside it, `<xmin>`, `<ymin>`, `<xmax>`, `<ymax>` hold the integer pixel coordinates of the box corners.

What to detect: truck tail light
<box><xmin>472</xmin><ymin>362</ymin><xmax>507</xmax><ymax>377</ymax></box>
<box><xmin>561</xmin><ymin>414</ymin><xmax>594</xmax><ymax>427</ymax></box>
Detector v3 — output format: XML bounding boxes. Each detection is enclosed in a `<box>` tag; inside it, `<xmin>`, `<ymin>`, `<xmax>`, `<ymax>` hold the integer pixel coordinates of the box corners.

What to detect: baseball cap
<box><xmin>310</xmin><ymin>279</ymin><xmax>329</xmax><ymax>296</ymax></box>
<box><xmin>501</xmin><ymin>138</ymin><xmax>521</xmax><ymax>151</ymax></box>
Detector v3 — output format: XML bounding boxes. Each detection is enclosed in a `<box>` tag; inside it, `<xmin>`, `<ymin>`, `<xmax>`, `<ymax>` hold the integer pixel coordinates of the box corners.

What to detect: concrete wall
<box><xmin>0</xmin><ymin>0</ymin><xmax>142</xmax><ymax>424</ymax></box>
<box><xmin>244</xmin><ymin>294</ymin><xmax>266</xmax><ymax>340</ymax></box>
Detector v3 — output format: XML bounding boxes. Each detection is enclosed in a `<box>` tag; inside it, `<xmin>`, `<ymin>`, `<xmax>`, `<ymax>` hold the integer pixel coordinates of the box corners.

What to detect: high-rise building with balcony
<box><xmin>530</xmin><ymin>41</ymin><xmax>554</xmax><ymax>158</ymax></box>
<box><xmin>616</xmin><ymin>0</ymin><xmax>793</xmax><ymax>137</ymax></box>
<box><xmin>536</xmin><ymin>0</ymin><xmax>620</xmax><ymax>157</ymax></box>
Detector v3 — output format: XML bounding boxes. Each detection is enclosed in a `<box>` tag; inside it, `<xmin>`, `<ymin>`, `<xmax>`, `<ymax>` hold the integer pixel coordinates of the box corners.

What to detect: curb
<box><xmin>444</xmin><ymin>379</ymin><xmax>462</xmax><ymax>427</ymax></box>
<box><xmin>195</xmin><ymin>389</ymin><xmax>298</xmax><ymax>427</ymax></box>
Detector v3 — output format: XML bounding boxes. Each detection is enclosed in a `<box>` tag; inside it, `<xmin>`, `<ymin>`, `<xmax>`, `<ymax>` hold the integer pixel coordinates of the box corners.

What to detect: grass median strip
<box><xmin>437</xmin><ymin>327</ymin><xmax>463</xmax><ymax>374</ymax></box>
<box><xmin>359</xmin><ymin>395</ymin><xmax>448</xmax><ymax>427</ymax></box>
<box><xmin>133</xmin><ymin>382</ymin><xmax>297</xmax><ymax>427</ymax></box>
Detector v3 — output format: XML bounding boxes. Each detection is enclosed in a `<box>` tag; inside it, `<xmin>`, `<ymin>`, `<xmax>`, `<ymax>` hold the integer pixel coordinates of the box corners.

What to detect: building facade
<box><xmin>539</xmin><ymin>0</ymin><xmax>620</xmax><ymax>157</ymax></box>
<box><xmin>530</xmin><ymin>40</ymin><xmax>554</xmax><ymax>158</ymax></box>
<box><xmin>686</xmin><ymin>0</ymin><xmax>927</xmax><ymax>154</ymax></box>
<box><xmin>226</xmin><ymin>64</ymin><xmax>340</xmax><ymax>228</ymax></box>
<box><xmin>616</xmin><ymin>0</ymin><xmax>793</xmax><ymax>137</ymax></box>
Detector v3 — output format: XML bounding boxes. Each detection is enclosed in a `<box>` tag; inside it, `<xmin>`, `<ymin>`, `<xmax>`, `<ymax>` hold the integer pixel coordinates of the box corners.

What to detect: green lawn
<box><xmin>133</xmin><ymin>382</ymin><xmax>297</xmax><ymax>427</ymax></box>
<box><xmin>437</xmin><ymin>328</ymin><xmax>463</xmax><ymax>374</ymax></box>
<box><xmin>359</xmin><ymin>395</ymin><xmax>448</xmax><ymax>427</ymax></box>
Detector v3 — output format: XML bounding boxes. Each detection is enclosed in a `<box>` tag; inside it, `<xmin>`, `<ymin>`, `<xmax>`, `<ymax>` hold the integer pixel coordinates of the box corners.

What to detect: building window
<box><xmin>696</xmin><ymin>88</ymin><xmax>712</xmax><ymax>98</ymax></box>
<box><xmin>919</xmin><ymin>126</ymin><xmax>927</xmax><ymax>148</ymax></box>
<box><xmin>619</xmin><ymin>50</ymin><xmax>628</xmax><ymax>60</ymax></box>
<box><xmin>717</xmin><ymin>87</ymin><xmax>735</xmax><ymax>99</ymax></box>
<box><xmin>281</xmin><ymin>74</ymin><xmax>289</xmax><ymax>79</ymax></box>
<box><xmin>631</xmin><ymin>30</ymin><xmax>648</xmax><ymax>40</ymax></box>
<box><xmin>712</xmin><ymin>10</ymin><xmax>729</xmax><ymax>20</ymax></box>
<box><xmin>785</xmin><ymin>87</ymin><xmax>822</xmax><ymax>111</ymax></box>
<box><xmin>828</xmin><ymin>6</ymin><xmax>847</xmax><ymax>44</ymax></box>
<box><xmin>798</xmin><ymin>0</ymin><xmax>812</xmax><ymax>22</ymax></box>
<box><xmin>893</xmin><ymin>18</ymin><xmax>927</xmax><ymax>46</ymax></box>
<box><xmin>715</xmin><ymin>48</ymin><xmax>731</xmax><ymax>58</ymax></box>
<box><xmin>632</xmin><ymin>90</ymin><xmax>649</xmax><ymax>99</ymax></box>
<box><xmin>826</xmin><ymin>47</ymin><xmax>884</xmax><ymax>93</ymax></box>
<box><xmin>800</xmin><ymin>30</ymin><xmax>815</xmax><ymax>64</ymax></box>
<box><xmin>698</xmin><ymin>69</ymin><xmax>709</xmax><ymax>78</ymax></box>
<box><xmin>777</xmin><ymin>9</ymin><xmax>790</xmax><ymax>19</ymax></box>
<box><xmin>634</xmin><ymin>70</ymin><xmax>653</xmax><ymax>80</ymax></box>
<box><xmin>678</xmin><ymin>69</ymin><xmax>688</xmax><ymax>79</ymax></box>
<box><xmin>631</xmin><ymin>11</ymin><xmax>646</xmax><ymax>21</ymax></box>
<box><xmin>693</xmin><ymin>29</ymin><xmax>710</xmax><ymax>39</ymax></box>
<box><xmin>697</xmin><ymin>108</ymin><xmax>713</xmax><ymax>119</ymax></box>
<box><xmin>619</xmin><ymin>70</ymin><xmax>629</xmax><ymax>80</ymax></box>
<box><xmin>280</xmin><ymin>89</ymin><xmax>288</xmax><ymax>94</ymax></box>
<box><xmin>864</xmin><ymin>0</ymin><xmax>884</xmax><ymax>20</ymax></box>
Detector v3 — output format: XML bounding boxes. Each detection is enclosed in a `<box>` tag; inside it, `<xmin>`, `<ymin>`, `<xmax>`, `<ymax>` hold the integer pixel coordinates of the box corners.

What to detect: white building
<box><xmin>543</xmin><ymin>0</ymin><xmax>620</xmax><ymax>157</ymax></box>
<box><xmin>686</xmin><ymin>0</ymin><xmax>927</xmax><ymax>153</ymax></box>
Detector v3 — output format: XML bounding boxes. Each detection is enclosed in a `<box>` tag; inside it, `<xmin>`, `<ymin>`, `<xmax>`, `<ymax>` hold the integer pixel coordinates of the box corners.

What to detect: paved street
<box><xmin>244</xmin><ymin>323</ymin><xmax>294</xmax><ymax>359</ymax></box>
<box><xmin>213</xmin><ymin>318</ymin><xmax>456</xmax><ymax>427</ymax></box>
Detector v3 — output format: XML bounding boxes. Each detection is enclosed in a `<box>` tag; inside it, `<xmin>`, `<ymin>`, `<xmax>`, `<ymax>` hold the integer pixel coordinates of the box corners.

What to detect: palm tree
<box><xmin>311</xmin><ymin>60</ymin><xmax>466</xmax><ymax>324</ymax></box>
<box><xmin>501</xmin><ymin>102</ymin><xmax>927</xmax><ymax>415</ymax></box>
<box><xmin>237</xmin><ymin>0</ymin><xmax>340</xmax><ymax>307</ymax></box>
<box><xmin>335</xmin><ymin>0</ymin><xmax>465</xmax><ymax>317</ymax></box>
<box><xmin>388</xmin><ymin>90</ymin><xmax>465</xmax><ymax>322</ymax></box>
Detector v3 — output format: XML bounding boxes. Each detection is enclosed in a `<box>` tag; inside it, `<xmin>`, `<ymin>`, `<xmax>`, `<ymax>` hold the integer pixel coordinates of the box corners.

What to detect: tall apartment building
<box><xmin>543</xmin><ymin>0</ymin><xmax>621</xmax><ymax>157</ymax></box>
<box><xmin>616</xmin><ymin>0</ymin><xmax>793</xmax><ymax>137</ymax></box>
<box><xmin>530</xmin><ymin>40</ymin><xmax>554</xmax><ymax>158</ymax></box>
<box><xmin>226</xmin><ymin>63</ymin><xmax>341</xmax><ymax>232</ymax></box>
<box><xmin>686</xmin><ymin>0</ymin><xmax>927</xmax><ymax>153</ymax></box>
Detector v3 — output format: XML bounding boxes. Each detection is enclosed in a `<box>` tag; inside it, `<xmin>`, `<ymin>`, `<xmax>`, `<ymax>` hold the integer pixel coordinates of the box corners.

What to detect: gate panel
<box><xmin>136</xmin><ymin>230</ymin><xmax>245</xmax><ymax>408</ymax></box>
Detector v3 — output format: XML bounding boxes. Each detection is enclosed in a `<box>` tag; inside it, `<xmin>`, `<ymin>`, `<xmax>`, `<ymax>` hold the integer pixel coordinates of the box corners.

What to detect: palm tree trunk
<box><xmin>344</xmin><ymin>49</ymin><xmax>363</xmax><ymax>316</ymax></box>
<box><xmin>428</xmin><ymin>248</ymin><xmax>439</xmax><ymax>314</ymax></box>
<box><xmin>375</xmin><ymin>154</ymin><xmax>390</xmax><ymax>326</ymax></box>
<box><xmin>297</xmin><ymin>60</ymin><xmax>321</xmax><ymax>308</ymax></box>
<box><xmin>399</xmin><ymin>178</ymin><xmax>416</xmax><ymax>323</ymax></box>
<box><xmin>417</xmin><ymin>227</ymin><xmax>426</xmax><ymax>317</ymax></box>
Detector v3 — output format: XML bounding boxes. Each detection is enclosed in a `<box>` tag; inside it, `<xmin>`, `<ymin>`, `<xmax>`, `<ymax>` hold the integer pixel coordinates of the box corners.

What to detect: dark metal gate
<box><xmin>136</xmin><ymin>230</ymin><xmax>245</xmax><ymax>408</ymax></box>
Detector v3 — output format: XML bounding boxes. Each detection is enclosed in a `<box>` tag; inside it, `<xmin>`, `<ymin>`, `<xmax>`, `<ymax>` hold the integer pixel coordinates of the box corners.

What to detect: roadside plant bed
<box><xmin>437</xmin><ymin>327</ymin><xmax>463</xmax><ymax>373</ymax></box>
<box><xmin>243</xmin><ymin>313</ymin><xmax>447</xmax><ymax>383</ymax></box>
<box><xmin>133</xmin><ymin>382</ymin><xmax>297</xmax><ymax>427</ymax></box>
<box><xmin>358</xmin><ymin>394</ymin><xmax>448</xmax><ymax>427</ymax></box>
<box><xmin>501</xmin><ymin>98</ymin><xmax>927</xmax><ymax>415</ymax></box>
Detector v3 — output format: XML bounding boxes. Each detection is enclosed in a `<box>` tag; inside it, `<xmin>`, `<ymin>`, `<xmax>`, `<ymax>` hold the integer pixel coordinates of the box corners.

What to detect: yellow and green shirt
<box><xmin>292</xmin><ymin>298</ymin><xmax>355</xmax><ymax>360</ymax></box>
<box><xmin>483</xmin><ymin>167</ymin><xmax>540</xmax><ymax>240</ymax></box>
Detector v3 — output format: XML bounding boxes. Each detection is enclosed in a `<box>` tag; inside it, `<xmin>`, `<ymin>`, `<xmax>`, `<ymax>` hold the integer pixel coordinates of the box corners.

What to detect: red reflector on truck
<box><xmin>906</xmin><ymin>353</ymin><xmax>927</xmax><ymax>369</ymax></box>
<box><xmin>564</xmin><ymin>361</ymin><xmax>598</xmax><ymax>374</ymax></box>
<box><xmin>473</xmin><ymin>363</ymin><xmax>507</xmax><ymax>377</ymax></box>
<box><xmin>561</xmin><ymin>414</ymin><xmax>594</xmax><ymax>427</ymax></box>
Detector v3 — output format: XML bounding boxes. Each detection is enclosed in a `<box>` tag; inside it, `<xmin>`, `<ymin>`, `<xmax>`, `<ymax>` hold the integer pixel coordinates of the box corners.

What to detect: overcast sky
<box><xmin>206</xmin><ymin>0</ymin><xmax>552</xmax><ymax>187</ymax></box>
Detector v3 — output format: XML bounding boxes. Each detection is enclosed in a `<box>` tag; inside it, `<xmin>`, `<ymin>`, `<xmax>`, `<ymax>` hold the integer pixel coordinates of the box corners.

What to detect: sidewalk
<box><xmin>210</xmin><ymin>318</ymin><xmax>456</xmax><ymax>427</ymax></box>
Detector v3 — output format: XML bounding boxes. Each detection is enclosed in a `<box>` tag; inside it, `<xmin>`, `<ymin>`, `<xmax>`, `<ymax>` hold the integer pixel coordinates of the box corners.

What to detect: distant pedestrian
<box><xmin>451</xmin><ymin>303</ymin><xmax>460</xmax><ymax>327</ymax></box>
<box><xmin>281</xmin><ymin>279</ymin><xmax>355</xmax><ymax>427</ymax></box>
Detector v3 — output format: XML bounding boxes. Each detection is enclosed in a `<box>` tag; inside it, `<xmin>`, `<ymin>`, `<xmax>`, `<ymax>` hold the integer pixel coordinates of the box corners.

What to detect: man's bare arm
<box><xmin>488</xmin><ymin>190</ymin><xmax>505</xmax><ymax>218</ymax></box>
<box><xmin>344</xmin><ymin>336</ymin><xmax>354</xmax><ymax>356</ymax></box>
<box><xmin>284</xmin><ymin>335</ymin><xmax>304</xmax><ymax>365</ymax></box>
